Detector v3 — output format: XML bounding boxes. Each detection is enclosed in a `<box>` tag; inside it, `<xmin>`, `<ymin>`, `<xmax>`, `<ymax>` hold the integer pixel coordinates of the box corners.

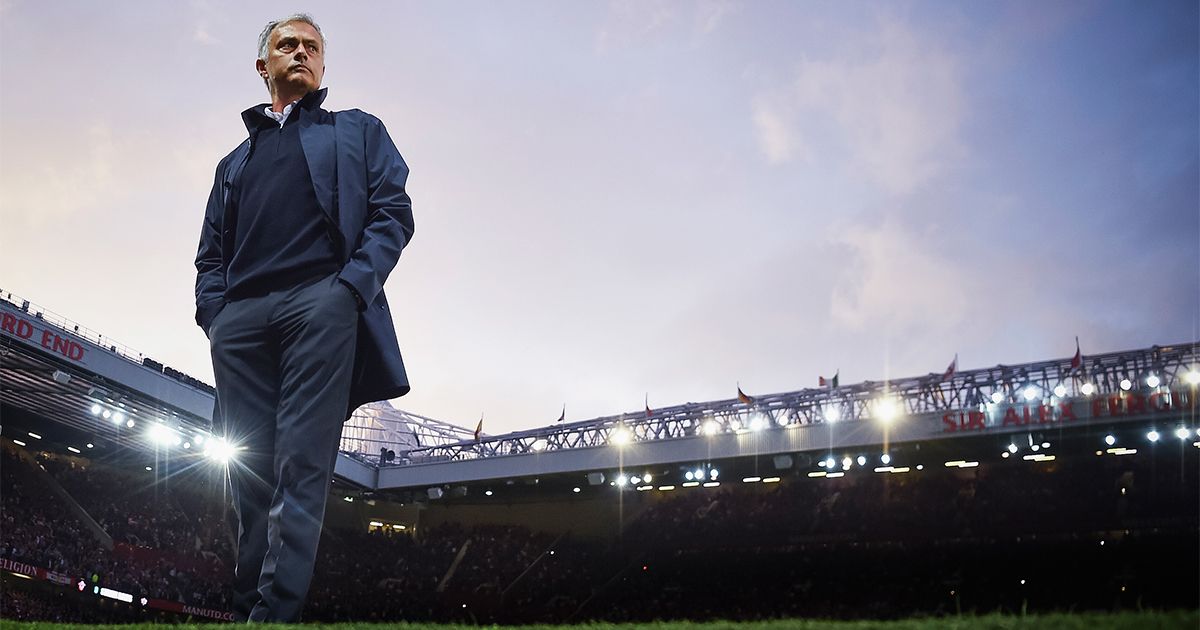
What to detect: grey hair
<box><xmin>257</xmin><ymin>13</ymin><xmax>326</xmax><ymax>62</ymax></box>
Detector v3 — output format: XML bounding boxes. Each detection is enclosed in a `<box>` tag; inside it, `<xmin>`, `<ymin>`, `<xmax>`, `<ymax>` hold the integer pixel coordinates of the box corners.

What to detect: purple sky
<box><xmin>1</xmin><ymin>1</ymin><xmax>1196</xmax><ymax>435</ymax></box>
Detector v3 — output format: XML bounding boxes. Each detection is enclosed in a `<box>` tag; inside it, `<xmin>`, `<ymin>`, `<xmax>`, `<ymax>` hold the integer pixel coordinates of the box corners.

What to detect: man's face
<box><xmin>257</xmin><ymin>21</ymin><xmax>325</xmax><ymax>97</ymax></box>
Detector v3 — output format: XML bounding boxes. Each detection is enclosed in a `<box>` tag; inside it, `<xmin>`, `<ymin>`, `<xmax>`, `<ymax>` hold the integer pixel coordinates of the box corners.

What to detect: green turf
<box><xmin>3</xmin><ymin>611</ymin><xmax>1199</xmax><ymax>630</ymax></box>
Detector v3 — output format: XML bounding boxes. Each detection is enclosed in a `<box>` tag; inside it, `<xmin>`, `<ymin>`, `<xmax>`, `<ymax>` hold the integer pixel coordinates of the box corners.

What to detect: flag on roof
<box><xmin>1070</xmin><ymin>337</ymin><xmax>1082</xmax><ymax>371</ymax></box>
<box><xmin>474</xmin><ymin>415</ymin><xmax>483</xmax><ymax>441</ymax></box>
<box><xmin>556</xmin><ymin>404</ymin><xmax>565</xmax><ymax>423</ymax></box>
<box><xmin>645</xmin><ymin>393</ymin><xmax>653</xmax><ymax>418</ymax></box>
<box><xmin>737</xmin><ymin>385</ymin><xmax>754</xmax><ymax>405</ymax></box>
<box><xmin>942</xmin><ymin>354</ymin><xmax>958</xmax><ymax>381</ymax></box>
<box><xmin>819</xmin><ymin>370</ymin><xmax>839</xmax><ymax>388</ymax></box>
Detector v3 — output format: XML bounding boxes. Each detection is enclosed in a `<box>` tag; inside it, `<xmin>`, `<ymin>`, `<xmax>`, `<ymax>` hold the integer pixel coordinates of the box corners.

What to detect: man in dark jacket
<box><xmin>192</xmin><ymin>12</ymin><xmax>414</xmax><ymax>622</ymax></box>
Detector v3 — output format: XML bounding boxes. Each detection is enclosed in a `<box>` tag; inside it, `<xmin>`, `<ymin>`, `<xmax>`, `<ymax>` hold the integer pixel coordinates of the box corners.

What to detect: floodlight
<box><xmin>990</xmin><ymin>391</ymin><xmax>1004</xmax><ymax>404</ymax></box>
<box><xmin>1176</xmin><ymin>427</ymin><xmax>1191</xmax><ymax>440</ymax></box>
<box><xmin>1146</xmin><ymin>374</ymin><xmax>1160</xmax><ymax>388</ymax></box>
<box><xmin>1104</xmin><ymin>435</ymin><xmax>1115</xmax><ymax>446</ymax></box>
<box><xmin>874</xmin><ymin>397</ymin><xmax>900</xmax><ymax>423</ymax></box>
<box><xmin>207</xmin><ymin>438</ymin><xmax>237</xmax><ymax>464</ymax></box>
<box><xmin>1023</xmin><ymin>386</ymin><xmax>1038</xmax><ymax>401</ymax></box>
<box><xmin>1146</xmin><ymin>430</ymin><xmax>1160</xmax><ymax>442</ymax></box>
<box><xmin>90</xmin><ymin>404</ymin><xmax>102</xmax><ymax>416</ymax></box>
<box><xmin>1119</xmin><ymin>379</ymin><xmax>1132</xmax><ymax>391</ymax></box>
<box><xmin>1053</xmin><ymin>385</ymin><xmax>1067</xmax><ymax>397</ymax></box>
<box><xmin>1080</xmin><ymin>383</ymin><xmax>1095</xmax><ymax>396</ymax></box>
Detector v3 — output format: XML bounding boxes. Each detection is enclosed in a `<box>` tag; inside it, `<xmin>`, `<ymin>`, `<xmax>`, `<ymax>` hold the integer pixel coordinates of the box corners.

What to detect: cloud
<box><xmin>695</xmin><ymin>0</ymin><xmax>740</xmax><ymax>36</ymax></box>
<box><xmin>828</xmin><ymin>218</ymin><xmax>969</xmax><ymax>334</ymax></box>
<box><xmin>752</xmin><ymin>17</ymin><xmax>966</xmax><ymax>195</ymax></box>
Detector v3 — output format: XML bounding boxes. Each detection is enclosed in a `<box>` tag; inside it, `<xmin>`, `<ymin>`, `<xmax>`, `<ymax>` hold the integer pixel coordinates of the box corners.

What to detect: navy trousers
<box><xmin>207</xmin><ymin>271</ymin><xmax>358</xmax><ymax>622</ymax></box>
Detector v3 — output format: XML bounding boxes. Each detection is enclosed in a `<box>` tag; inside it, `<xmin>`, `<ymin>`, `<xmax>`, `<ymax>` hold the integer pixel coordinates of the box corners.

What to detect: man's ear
<box><xmin>255</xmin><ymin>58</ymin><xmax>268</xmax><ymax>79</ymax></box>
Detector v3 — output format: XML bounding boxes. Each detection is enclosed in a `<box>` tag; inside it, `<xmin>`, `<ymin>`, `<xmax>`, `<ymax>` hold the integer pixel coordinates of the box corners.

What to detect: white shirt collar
<box><xmin>263</xmin><ymin>99</ymin><xmax>301</xmax><ymax>127</ymax></box>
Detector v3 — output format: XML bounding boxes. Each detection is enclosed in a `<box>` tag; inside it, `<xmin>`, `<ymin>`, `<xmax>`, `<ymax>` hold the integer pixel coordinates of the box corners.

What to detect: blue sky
<box><xmin>1</xmin><ymin>1</ymin><xmax>1196</xmax><ymax>435</ymax></box>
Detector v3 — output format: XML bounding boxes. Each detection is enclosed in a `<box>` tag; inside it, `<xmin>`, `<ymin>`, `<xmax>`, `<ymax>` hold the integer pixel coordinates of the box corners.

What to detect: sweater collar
<box><xmin>241</xmin><ymin>88</ymin><xmax>328</xmax><ymax>134</ymax></box>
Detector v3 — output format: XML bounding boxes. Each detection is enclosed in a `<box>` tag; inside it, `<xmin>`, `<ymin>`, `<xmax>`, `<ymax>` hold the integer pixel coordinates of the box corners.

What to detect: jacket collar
<box><xmin>240</xmin><ymin>87</ymin><xmax>328</xmax><ymax>134</ymax></box>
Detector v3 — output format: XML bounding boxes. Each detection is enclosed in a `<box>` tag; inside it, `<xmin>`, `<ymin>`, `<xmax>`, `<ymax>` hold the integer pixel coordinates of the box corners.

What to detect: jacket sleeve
<box><xmin>337</xmin><ymin>114</ymin><xmax>415</xmax><ymax>309</ymax></box>
<box><xmin>194</xmin><ymin>159</ymin><xmax>228</xmax><ymax>335</ymax></box>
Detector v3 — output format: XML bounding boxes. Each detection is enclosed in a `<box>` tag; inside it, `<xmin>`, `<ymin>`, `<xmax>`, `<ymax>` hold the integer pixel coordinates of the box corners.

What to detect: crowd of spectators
<box><xmin>2</xmin><ymin>438</ymin><xmax>1195</xmax><ymax>623</ymax></box>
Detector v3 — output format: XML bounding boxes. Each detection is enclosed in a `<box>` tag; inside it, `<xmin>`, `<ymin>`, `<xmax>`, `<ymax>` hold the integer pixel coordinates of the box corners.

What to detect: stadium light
<box><xmin>90</xmin><ymin>404</ymin><xmax>102</xmax><ymax>416</ymax></box>
<box><xmin>1145</xmin><ymin>374</ymin><xmax>1160</xmax><ymax>388</ymax></box>
<box><xmin>710</xmin><ymin>468</ymin><xmax>719</xmax><ymax>479</ymax></box>
<box><xmin>749</xmin><ymin>416</ymin><xmax>766</xmax><ymax>431</ymax></box>
<box><xmin>880</xmin><ymin>453</ymin><xmax>891</xmax><ymax>465</ymax></box>
<box><xmin>1119</xmin><ymin>378</ymin><xmax>1132</xmax><ymax>391</ymax></box>
<box><xmin>609</xmin><ymin>426</ymin><xmax>632</xmax><ymax>446</ymax></box>
<box><xmin>824</xmin><ymin>405</ymin><xmax>841</xmax><ymax>423</ymax></box>
<box><xmin>194</xmin><ymin>434</ymin><xmax>206</xmax><ymax>445</ymax></box>
<box><xmin>685</xmin><ymin>471</ymin><xmax>694</xmax><ymax>480</ymax></box>
<box><xmin>126</xmin><ymin>418</ymin><xmax>135</xmax><ymax>428</ymax></box>
<box><xmin>1104</xmin><ymin>435</ymin><xmax>1116</xmax><ymax>446</ymax></box>
<box><xmin>1186</xmin><ymin>370</ymin><xmax>1200</xmax><ymax>386</ymax></box>
<box><xmin>1008</xmin><ymin>443</ymin><xmax>1018</xmax><ymax>454</ymax></box>
<box><xmin>702</xmin><ymin>420</ymin><xmax>721</xmax><ymax>436</ymax></box>
<box><xmin>531</xmin><ymin>438</ymin><xmax>548</xmax><ymax>451</ymax></box>
<box><xmin>485</xmin><ymin>490</ymin><xmax>494</xmax><ymax>496</ymax></box>
<box><xmin>113</xmin><ymin>412</ymin><xmax>125</xmax><ymax>424</ymax></box>
<box><xmin>1176</xmin><ymin>427</ymin><xmax>1191</xmax><ymax>440</ymax></box>
<box><xmin>873</xmin><ymin>397</ymin><xmax>901</xmax><ymax>423</ymax></box>
<box><xmin>842</xmin><ymin>456</ymin><xmax>853</xmax><ymax>470</ymax></box>
<box><xmin>572</xmin><ymin>487</ymin><xmax>580</xmax><ymax>493</ymax></box>
<box><xmin>616</xmin><ymin>475</ymin><xmax>628</xmax><ymax>487</ymax></box>
<box><xmin>643</xmin><ymin>473</ymin><xmax>653</xmax><ymax>483</ymax></box>
<box><xmin>147</xmin><ymin>423</ymin><xmax>174</xmax><ymax>446</ymax></box>
<box><xmin>1001</xmin><ymin>452</ymin><xmax>1010</xmax><ymax>458</ymax></box>
<box><xmin>12</xmin><ymin>440</ymin><xmax>25</xmax><ymax>447</ymax></box>
<box><xmin>1080</xmin><ymin>383</ymin><xmax>1095</xmax><ymax>396</ymax></box>
<box><xmin>856</xmin><ymin>455</ymin><xmax>866</xmax><ymax>466</ymax></box>
<box><xmin>1053</xmin><ymin>384</ymin><xmax>1067</xmax><ymax>397</ymax></box>
<box><xmin>990</xmin><ymin>391</ymin><xmax>1004</xmax><ymax>404</ymax></box>
<box><xmin>823</xmin><ymin>458</ymin><xmax>836</xmax><ymax>469</ymax></box>
<box><xmin>1041</xmin><ymin>441</ymin><xmax>1050</xmax><ymax>448</ymax></box>
<box><xmin>86</xmin><ymin>443</ymin><xmax>93</xmax><ymax>449</ymax></box>
<box><xmin>206</xmin><ymin>438</ymin><xmax>238</xmax><ymax>464</ymax></box>
<box><xmin>1022</xmin><ymin>386</ymin><xmax>1039</xmax><ymax>401</ymax></box>
<box><xmin>1146</xmin><ymin>430</ymin><xmax>1160</xmax><ymax>442</ymax></box>
<box><xmin>27</xmin><ymin>432</ymin><xmax>41</xmax><ymax>440</ymax></box>
<box><xmin>102</xmin><ymin>409</ymin><xmax>112</xmax><ymax>419</ymax></box>
<box><xmin>630</xmin><ymin>476</ymin><xmax>641</xmax><ymax>485</ymax></box>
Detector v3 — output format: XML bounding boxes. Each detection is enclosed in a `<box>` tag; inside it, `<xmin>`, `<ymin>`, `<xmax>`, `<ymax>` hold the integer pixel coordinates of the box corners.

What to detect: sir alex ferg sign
<box><xmin>0</xmin><ymin>309</ymin><xmax>88</xmax><ymax>363</ymax></box>
<box><xmin>941</xmin><ymin>388</ymin><xmax>1195</xmax><ymax>433</ymax></box>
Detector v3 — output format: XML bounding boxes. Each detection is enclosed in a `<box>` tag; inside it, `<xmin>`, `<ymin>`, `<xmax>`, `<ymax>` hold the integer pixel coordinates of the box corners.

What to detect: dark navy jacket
<box><xmin>194</xmin><ymin>88</ymin><xmax>414</xmax><ymax>417</ymax></box>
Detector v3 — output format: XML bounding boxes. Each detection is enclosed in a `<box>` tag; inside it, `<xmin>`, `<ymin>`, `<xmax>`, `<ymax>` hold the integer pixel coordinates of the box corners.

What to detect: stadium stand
<box><xmin>2</xmin><ymin>431</ymin><xmax>1196</xmax><ymax>622</ymax></box>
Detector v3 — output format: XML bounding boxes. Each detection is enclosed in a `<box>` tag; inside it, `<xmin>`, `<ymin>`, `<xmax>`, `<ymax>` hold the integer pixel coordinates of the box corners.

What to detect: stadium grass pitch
<box><xmin>3</xmin><ymin>611</ymin><xmax>1199</xmax><ymax>630</ymax></box>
